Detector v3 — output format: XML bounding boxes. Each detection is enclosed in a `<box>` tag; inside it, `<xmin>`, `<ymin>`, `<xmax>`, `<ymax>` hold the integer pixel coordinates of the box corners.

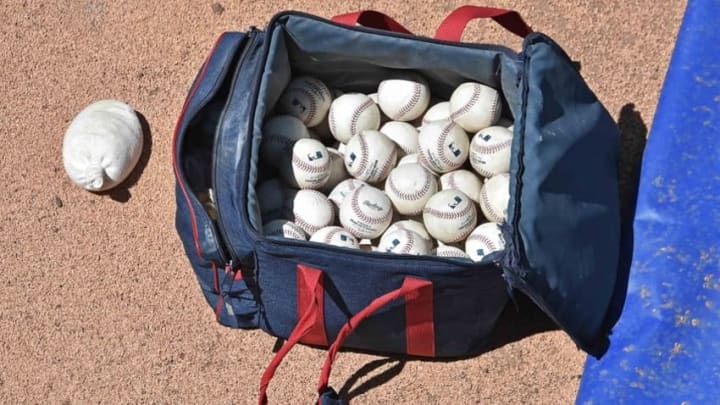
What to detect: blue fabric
<box><xmin>506</xmin><ymin>33</ymin><xmax>621</xmax><ymax>356</ymax></box>
<box><xmin>576</xmin><ymin>0</ymin><xmax>720</xmax><ymax>402</ymax></box>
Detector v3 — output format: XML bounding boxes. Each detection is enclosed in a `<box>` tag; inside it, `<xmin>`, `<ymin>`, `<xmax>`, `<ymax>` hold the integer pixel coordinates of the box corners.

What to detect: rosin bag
<box><xmin>172</xmin><ymin>6</ymin><xmax>624</xmax><ymax>404</ymax></box>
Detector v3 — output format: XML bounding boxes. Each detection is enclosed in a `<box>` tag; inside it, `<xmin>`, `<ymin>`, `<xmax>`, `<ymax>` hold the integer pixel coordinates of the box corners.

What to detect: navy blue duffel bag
<box><xmin>173</xmin><ymin>6</ymin><xmax>623</xmax><ymax>403</ymax></box>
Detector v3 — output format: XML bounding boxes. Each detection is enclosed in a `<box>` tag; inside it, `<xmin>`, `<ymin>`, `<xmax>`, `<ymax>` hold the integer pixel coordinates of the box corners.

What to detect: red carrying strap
<box><xmin>435</xmin><ymin>5</ymin><xmax>532</xmax><ymax>41</ymax></box>
<box><xmin>331</xmin><ymin>10</ymin><xmax>413</xmax><ymax>35</ymax></box>
<box><xmin>258</xmin><ymin>265</ymin><xmax>328</xmax><ymax>405</ymax></box>
<box><xmin>317</xmin><ymin>277</ymin><xmax>434</xmax><ymax>394</ymax></box>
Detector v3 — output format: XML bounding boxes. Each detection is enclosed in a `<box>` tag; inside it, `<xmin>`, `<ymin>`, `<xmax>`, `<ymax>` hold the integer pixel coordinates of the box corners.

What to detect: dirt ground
<box><xmin>0</xmin><ymin>1</ymin><xmax>685</xmax><ymax>403</ymax></box>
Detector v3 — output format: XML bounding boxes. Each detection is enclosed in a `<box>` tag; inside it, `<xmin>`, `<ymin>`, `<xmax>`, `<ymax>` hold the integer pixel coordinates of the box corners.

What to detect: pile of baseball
<box><xmin>258</xmin><ymin>73</ymin><xmax>513</xmax><ymax>262</ymax></box>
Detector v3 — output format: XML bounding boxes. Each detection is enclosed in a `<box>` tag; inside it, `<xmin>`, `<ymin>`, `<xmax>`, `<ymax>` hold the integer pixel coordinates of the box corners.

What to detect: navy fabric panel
<box><xmin>577</xmin><ymin>0</ymin><xmax>720</xmax><ymax>402</ymax></box>
<box><xmin>255</xmin><ymin>240</ymin><xmax>507</xmax><ymax>357</ymax></box>
<box><xmin>509</xmin><ymin>33</ymin><xmax>621</xmax><ymax>354</ymax></box>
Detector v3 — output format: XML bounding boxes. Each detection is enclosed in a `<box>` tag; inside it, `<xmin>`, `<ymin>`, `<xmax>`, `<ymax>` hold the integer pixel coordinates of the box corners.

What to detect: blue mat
<box><xmin>576</xmin><ymin>0</ymin><xmax>720</xmax><ymax>403</ymax></box>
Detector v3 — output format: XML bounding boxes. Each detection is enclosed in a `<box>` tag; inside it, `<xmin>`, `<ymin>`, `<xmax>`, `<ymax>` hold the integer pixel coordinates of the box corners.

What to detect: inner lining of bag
<box><xmin>247</xmin><ymin>16</ymin><xmax>521</xmax><ymax>241</ymax></box>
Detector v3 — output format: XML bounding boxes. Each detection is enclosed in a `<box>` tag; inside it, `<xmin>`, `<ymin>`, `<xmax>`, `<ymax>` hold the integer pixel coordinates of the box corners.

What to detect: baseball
<box><xmin>263</xmin><ymin>219</ymin><xmax>307</xmax><ymax>241</ymax></box>
<box><xmin>422</xmin><ymin>101</ymin><xmax>451</xmax><ymax>126</ymax></box>
<box><xmin>328</xmin><ymin>93</ymin><xmax>380</xmax><ymax>143</ymax></box>
<box><xmin>261</xmin><ymin>115</ymin><xmax>310</xmax><ymax>167</ymax></box>
<box><xmin>339</xmin><ymin>185</ymin><xmax>393</xmax><ymax>239</ymax></box>
<box><xmin>439</xmin><ymin>170</ymin><xmax>484</xmax><ymax>205</ymax></box>
<box><xmin>282</xmin><ymin>138</ymin><xmax>331</xmax><ymax>189</ymax></box>
<box><xmin>417</xmin><ymin>120</ymin><xmax>469</xmax><ymax>173</ymax></box>
<box><xmin>321</xmin><ymin>147</ymin><xmax>349</xmax><ymax>192</ymax></box>
<box><xmin>435</xmin><ymin>243</ymin><xmax>470</xmax><ymax>259</ymax></box>
<box><xmin>278</xmin><ymin>76</ymin><xmax>333</xmax><ymax>127</ymax></box>
<box><xmin>377</xmin><ymin>228</ymin><xmax>430</xmax><ymax>255</ymax></box>
<box><xmin>479</xmin><ymin>173</ymin><xmax>510</xmax><ymax>223</ymax></box>
<box><xmin>344</xmin><ymin>130</ymin><xmax>397</xmax><ymax>183</ymax></box>
<box><xmin>310</xmin><ymin>226</ymin><xmax>360</xmax><ymax>249</ymax></box>
<box><xmin>380</xmin><ymin>121</ymin><xmax>419</xmax><ymax>156</ymax></box>
<box><xmin>328</xmin><ymin>178</ymin><xmax>367</xmax><ymax>208</ymax></box>
<box><xmin>396</xmin><ymin>153</ymin><xmax>420</xmax><ymax>167</ymax></box>
<box><xmin>257</xmin><ymin>178</ymin><xmax>287</xmax><ymax>222</ymax></box>
<box><xmin>377</xmin><ymin>75</ymin><xmax>431</xmax><ymax>121</ymax></box>
<box><xmin>383</xmin><ymin>220</ymin><xmax>432</xmax><ymax>246</ymax></box>
<box><xmin>384</xmin><ymin>163</ymin><xmax>438</xmax><ymax>215</ymax></box>
<box><xmin>291</xmin><ymin>189</ymin><xmax>335</xmax><ymax>235</ymax></box>
<box><xmin>469</xmin><ymin>126</ymin><xmax>513</xmax><ymax>177</ymax></box>
<box><xmin>422</xmin><ymin>190</ymin><xmax>477</xmax><ymax>243</ymax></box>
<box><xmin>465</xmin><ymin>222</ymin><xmax>506</xmax><ymax>261</ymax></box>
<box><xmin>449</xmin><ymin>82</ymin><xmax>502</xmax><ymax>132</ymax></box>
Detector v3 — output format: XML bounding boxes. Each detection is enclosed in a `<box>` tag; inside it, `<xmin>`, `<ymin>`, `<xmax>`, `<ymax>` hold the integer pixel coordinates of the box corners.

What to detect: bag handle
<box><xmin>434</xmin><ymin>5</ymin><xmax>532</xmax><ymax>41</ymax></box>
<box><xmin>317</xmin><ymin>277</ymin><xmax>434</xmax><ymax>399</ymax></box>
<box><xmin>258</xmin><ymin>265</ymin><xmax>328</xmax><ymax>405</ymax></box>
<box><xmin>331</xmin><ymin>10</ymin><xmax>413</xmax><ymax>35</ymax></box>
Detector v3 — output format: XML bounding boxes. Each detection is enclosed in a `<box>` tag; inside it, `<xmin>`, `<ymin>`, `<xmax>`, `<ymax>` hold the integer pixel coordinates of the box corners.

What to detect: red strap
<box><xmin>317</xmin><ymin>277</ymin><xmax>434</xmax><ymax>393</ymax></box>
<box><xmin>331</xmin><ymin>10</ymin><xmax>413</xmax><ymax>35</ymax></box>
<box><xmin>258</xmin><ymin>265</ymin><xmax>327</xmax><ymax>405</ymax></box>
<box><xmin>297</xmin><ymin>265</ymin><xmax>328</xmax><ymax>346</ymax></box>
<box><xmin>435</xmin><ymin>6</ymin><xmax>532</xmax><ymax>41</ymax></box>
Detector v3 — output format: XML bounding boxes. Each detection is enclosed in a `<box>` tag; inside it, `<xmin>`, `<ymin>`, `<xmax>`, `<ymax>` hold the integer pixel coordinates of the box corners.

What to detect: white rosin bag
<box><xmin>62</xmin><ymin>100</ymin><xmax>143</xmax><ymax>191</ymax></box>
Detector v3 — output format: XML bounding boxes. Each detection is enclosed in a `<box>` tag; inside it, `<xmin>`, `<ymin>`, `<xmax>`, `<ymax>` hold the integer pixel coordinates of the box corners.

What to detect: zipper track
<box><xmin>229</xmin><ymin>12</ymin><xmax>519</xmax><ymax>270</ymax></box>
<box><xmin>212</xmin><ymin>28</ymin><xmax>259</xmax><ymax>267</ymax></box>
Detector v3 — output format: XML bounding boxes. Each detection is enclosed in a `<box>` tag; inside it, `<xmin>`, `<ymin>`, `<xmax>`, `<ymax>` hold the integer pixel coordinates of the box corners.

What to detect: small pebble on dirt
<box><xmin>211</xmin><ymin>3</ymin><xmax>224</xmax><ymax>15</ymax></box>
<box><xmin>54</xmin><ymin>196</ymin><xmax>63</xmax><ymax>208</ymax></box>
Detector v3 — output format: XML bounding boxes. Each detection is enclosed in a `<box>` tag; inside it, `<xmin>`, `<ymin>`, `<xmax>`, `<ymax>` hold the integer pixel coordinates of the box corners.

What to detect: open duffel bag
<box><xmin>173</xmin><ymin>5</ymin><xmax>623</xmax><ymax>403</ymax></box>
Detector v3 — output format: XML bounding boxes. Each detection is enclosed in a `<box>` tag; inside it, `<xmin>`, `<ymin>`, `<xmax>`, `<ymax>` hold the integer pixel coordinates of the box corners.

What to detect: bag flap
<box><xmin>504</xmin><ymin>32</ymin><xmax>621</xmax><ymax>356</ymax></box>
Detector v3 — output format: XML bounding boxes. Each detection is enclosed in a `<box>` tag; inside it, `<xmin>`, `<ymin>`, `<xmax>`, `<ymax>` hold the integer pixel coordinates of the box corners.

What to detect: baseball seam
<box><xmin>467</xmin><ymin>233</ymin><xmax>499</xmax><ymax>252</ymax></box>
<box><xmin>445</xmin><ymin>173</ymin><xmax>459</xmax><ymax>190</ymax></box>
<box><xmin>395</xmin><ymin>83</ymin><xmax>422</xmax><ymax>121</ymax></box>
<box><xmin>350</xmin><ymin>189</ymin><xmax>392</xmax><ymax>225</ymax></box>
<box><xmin>350</xmin><ymin>99</ymin><xmax>375</xmax><ymax>137</ymax></box>
<box><xmin>480</xmin><ymin>186</ymin><xmax>504</xmax><ymax>222</ymax></box>
<box><xmin>292</xmin><ymin>151</ymin><xmax>330</xmax><ymax>174</ymax></box>
<box><xmin>450</xmin><ymin>83</ymin><xmax>481</xmax><ymax>121</ymax></box>
<box><xmin>435</xmin><ymin>121</ymin><xmax>457</xmax><ymax>168</ymax></box>
<box><xmin>401</xmin><ymin>232</ymin><xmax>415</xmax><ymax>254</ymax></box>
<box><xmin>294</xmin><ymin>215</ymin><xmax>321</xmax><ymax>235</ymax></box>
<box><xmin>348</xmin><ymin>132</ymin><xmax>369</xmax><ymax>178</ymax></box>
<box><xmin>284</xmin><ymin>225</ymin><xmax>306</xmax><ymax>240</ymax></box>
<box><xmin>374</xmin><ymin>148</ymin><xmax>396</xmax><ymax>182</ymax></box>
<box><xmin>471</xmin><ymin>139</ymin><xmax>512</xmax><ymax>155</ymax></box>
<box><xmin>303</xmin><ymin>79</ymin><xmax>329</xmax><ymax>103</ymax></box>
<box><xmin>329</xmin><ymin>105</ymin><xmax>338</xmax><ymax>138</ymax></box>
<box><xmin>323</xmin><ymin>227</ymin><xmax>341</xmax><ymax>244</ymax></box>
<box><xmin>293</xmin><ymin>87</ymin><xmax>318</xmax><ymax>126</ymax></box>
<box><xmin>436</xmin><ymin>246</ymin><xmax>466</xmax><ymax>257</ymax></box>
<box><xmin>387</xmin><ymin>169</ymin><xmax>433</xmax><ymax>205</ymax></box>
<box><xmin>423</xmin><ymin>199</ymin><xmax>474</xmax><ymax>220</ymax></box>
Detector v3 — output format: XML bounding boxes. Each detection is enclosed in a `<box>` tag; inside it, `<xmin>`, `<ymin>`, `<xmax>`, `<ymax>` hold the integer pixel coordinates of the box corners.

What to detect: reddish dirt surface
<box><xmin>0</xmin><ymin>1</ymin><xmax>684</xmax><ymax>403</ymax></box>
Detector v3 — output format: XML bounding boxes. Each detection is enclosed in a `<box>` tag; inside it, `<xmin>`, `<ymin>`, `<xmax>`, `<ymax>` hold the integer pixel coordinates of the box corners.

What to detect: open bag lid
<box><xmin>503</xmin><ymin>32</ymin><xmax>623</xmax><ymax>357</ymax></box>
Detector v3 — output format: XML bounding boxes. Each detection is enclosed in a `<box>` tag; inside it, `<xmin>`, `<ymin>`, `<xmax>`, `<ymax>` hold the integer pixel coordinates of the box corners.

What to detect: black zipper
<box><xmin>211</xmin><ymin>28</ymin><xmax>259</xmax><ymax>269</ymax></box>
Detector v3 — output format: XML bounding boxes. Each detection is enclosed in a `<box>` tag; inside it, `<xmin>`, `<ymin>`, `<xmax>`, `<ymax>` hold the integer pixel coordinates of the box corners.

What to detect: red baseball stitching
<box><xmin>323</xmin><ymin>227</ymin><xmax>341</xmax><ymax>244</ymax></box>
<box><xmin>348</xmin><ymin>132</ymin><xmax>370</xmax><ymax>178</ymax></box>
<box><xmin>399</xmin><ymin>230</ymin><xmax>415</xmax><ymax>254</ymax></box>
<box><xmin>293</xmin><ymin>191</ymin><xmax>334</xmax><ymax>234</ymax></box>
<box><xmin>435</xmin><ymin>121</ymin><xmax>458</xmax><ymax>168</ymax></box>
<box><xmin>303</xmin><ymin>78</ymin><xmax>330</xmax><ymax>103</ymax></box>
<box><xmin>292</xmin><ymin>150</ymin><xmax>330</xmax><ymax>174</ymax></box>
<box><xmin>471</xmin><ymin>138</ymin><xmax>512</xmax><ymax>155</ymax></box>
<box><xmin>350</xmin><ymin>189</ymin><xmax>392</xmax><ymax>225</ymax></box>
<box><xmin>436</xmin><ymin>245</ymin><xmax>466</xmax><ymax>257</ymax></box>
<box><xmin>450</xmin><ymin>83</ymin><xmax>481</xmax><ymax>121</ymax></box>
<box><xmin>329</xmin><ymin>104</ymin><xmax>338</xmax><ymax>137</ymax></box>
<box><xmin>283</xmin><ymin>224</ymin><xmax>306</xmax><ymax>240</ymax></box>
<box><xmin>387</xmin><ymin>167</ymin><xmax>434</xmax><ymax>203</ymax></box>
<box><xmin>395</xmin><ymin>83</ymin><xmax>422</xmax><ymax>121</ymax></box>
<box><xmin>350</xmin><ymin>99</ymin><xmax>376</xmax><ymax>137</ymax></box>
<box><xmin>423</xmin><ymin>198</ymin><xmax>475</xmax><ymax>220</ymax></box>
<box><xmin>480</xmin><ymin>184</ymin><xmax>505</xmax><ymax>222</ymax></box>
<box><xmin>374</xmin><ymin>148</ymin><xmax>396</xmax><ymax>182</ymax></box>
<box><xmin>467</xmin><ymin>232</ymin><xmax>500</xmax><ymax>252</ymax></box>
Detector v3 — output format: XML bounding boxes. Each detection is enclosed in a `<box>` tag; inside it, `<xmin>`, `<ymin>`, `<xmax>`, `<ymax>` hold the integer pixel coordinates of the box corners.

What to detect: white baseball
<box><xmin>261</xmin><ymin>115</ymin><xmax>310</xmax><ymax>167</ymax></box>
<box><xmin>422</xmin><ymin>190</ymin><xmax>477</xmax><ymax>243</ymax></box>
<box><xmin>435</xmin><ymin>243</ymin><xmax>470</xmax><ymax>259</ymax></box>
<box><xmin>339</xmin><ymin>185</ymin><xmax>393</xmax><ymax>239</ymax></box>
<box><xmin>465</xmin><ymin>222</ymin><xmax>505</xmax><ymax>261</ymax></box>
<box><xmin>397</xmin><ymin>153</ymin><xmax>420</xmax><ymax>167</ymax></box>
<box><xmin>321</xmin><ymin>147</ymin><xmax>350</xmax><ymax>192</ymax></box>
<box><xmin>328</xmin><ymin>178</ymin><xmax>367</xmax><ymax>209</ymax></box>
<box><xmin>380</xmin><ymin>121</ymin><xmax>419</xmax><ymax>156</ymax></box>
<box><xmin>283</xmin><ymin>138</ymin><xmax>331</xmax><ymax>189</ymax></box>
<box><xmin>377</xmin><ymin>229</ymin><xmax>430</xmax><ymax>255</ymax></box>
<box><xmin>469</xmin><ymin>126</ymin><xmax>513</xmax><ymax>178</ymax></box>
<box><xmin>344</xmin><ymin>130</ymin><xmax>397</xmax><ymax>183</ymax></box>
<box><xmin>449</xmin><ymin>82</ymin><xmax>502</xmax><ymax>132</ymax></box>
<box><xmin>384</xmin><ymin>163</ymin><xmax>438</xmax><ymax>215</ymax></box>
<box><xmin>377</xmin><ymin>76</ymin><xmax>431</xmax><ymax>121</ymax></box>
<box><xmin>417</xmin><ymin>120</ymin><xmax>469</xmax><ymax>173</ymax></box>
<box><xmin>263</xmin><ymin>219</ymin><xmax>307</xmax><ymax>240</ymax></box>
<box><xmin>439</xmin><ymin>170</ymin><xmax>484</xmax><ymax>205</ymax></box>
<box><xmin>278</xmin><ymin>76</ymin><xmax>333</xmax><ymax>127</ymax></box>
<box><xmin>383</xmin><ymin>220</ymin><xmax>432</xmax><ymax>246</ymax></box>
<box><xmin>422</xmin><ymin>101</ymin><xmax>451</xmax><ymax>126</ymax></box>
<box><xmin>292</xmin><ymin>189</ymin><xmax>335</xmax><ymax>235</ymax></box>
<box><xmin>310</xmin><ymin>226</ymin><xmax>360</xmax><ymax>249</ymax></box>
<box><xmin>257</xmin><ymin>178</ymin><xmax>287</xmax><ymax>222</ymax></box>
<box><xmin>479</xmin><ymin>173</ymin><xmax>510</xmax><ymax>223</ymax></box>
<box><xmin>328</xmin><ymin>93</ymin><xmax>380</xmax><ymax>143</ymax></box>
